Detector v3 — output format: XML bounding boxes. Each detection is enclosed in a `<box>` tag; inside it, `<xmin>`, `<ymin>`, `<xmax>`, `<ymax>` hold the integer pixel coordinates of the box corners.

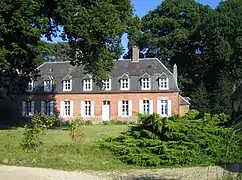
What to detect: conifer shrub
<box><xmin>100</xmin><ymin>112</ymin><xmax>241</xmax><ymax>167</ymax></box>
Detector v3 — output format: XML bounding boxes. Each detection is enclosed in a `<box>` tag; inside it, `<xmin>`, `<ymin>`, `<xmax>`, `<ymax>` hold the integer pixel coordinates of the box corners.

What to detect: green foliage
<box><xmin>69</xmin><ymin>120</ymin><xmax>85</xmax><ymax>152</ymax></box>
<box><xmin>130</xmin><ymin>0</ymin><xmax>242</xmax><ymax>114</ymax></box>
<box><xmin>100</xmin><ymin>113</ymin><xmax>241</xmax><ymax>167</ymax></box>
<box><xmin>21</xmin><ymin>112</ymin><xmax>55</xmax><ymax>149</ymax></box>
<box><xmin>0</xmin><ymin>0</ymin><xmax>133</xmax><ymax>97</ymax></box>
<box><xmin>102</xmin><ymin>119</ymin><xmax>136</xmax><ymax>125</ymax></box>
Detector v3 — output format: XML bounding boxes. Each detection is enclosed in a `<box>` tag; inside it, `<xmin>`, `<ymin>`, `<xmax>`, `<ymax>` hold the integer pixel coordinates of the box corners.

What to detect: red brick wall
<box><xmin>21</xmin><ymin>92</ymin><xmax>180</xmax><ymax>121</ymax></box>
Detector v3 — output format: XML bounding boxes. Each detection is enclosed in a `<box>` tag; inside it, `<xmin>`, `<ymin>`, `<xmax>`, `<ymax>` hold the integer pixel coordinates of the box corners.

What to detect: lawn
<box><xmin>0</xmin><ymin>125</ymin><xmax>132</xmax><ymax>171</ymax></box>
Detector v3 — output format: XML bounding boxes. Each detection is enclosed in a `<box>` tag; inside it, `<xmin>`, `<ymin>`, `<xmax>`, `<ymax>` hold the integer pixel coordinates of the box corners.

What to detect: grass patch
<box><xmin>0</xmin><ymin>125</ymin><xmax>133</xmax><ymax>171</ymax></box>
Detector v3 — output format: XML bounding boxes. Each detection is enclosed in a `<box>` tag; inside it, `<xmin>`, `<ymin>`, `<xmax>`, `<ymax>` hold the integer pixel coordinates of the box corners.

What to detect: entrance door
<box><xmin>102</xmin><ymin>101</ymin><xmax>110</xmax><ymax>121</ymax></box>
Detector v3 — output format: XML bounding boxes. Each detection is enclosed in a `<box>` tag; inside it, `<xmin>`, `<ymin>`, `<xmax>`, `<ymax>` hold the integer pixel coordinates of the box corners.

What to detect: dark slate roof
<box><xmin>232</xmin><ymin>83</ymin><xmax>242</xmax><ymax>100</ymax></box>
<box><xmin>179</xmin><ymin>96</ymin><xmax>191</xmax><ymax>105</ymax></box>
<box><xmin>34</xmin><ymin>58</ymin><xmax>180</xmax><ymax>93</ymax></box>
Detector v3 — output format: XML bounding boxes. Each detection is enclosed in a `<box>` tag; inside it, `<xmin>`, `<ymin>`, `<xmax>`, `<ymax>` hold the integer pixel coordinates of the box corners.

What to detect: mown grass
<box><xmin>0</xmin><ymin>125</ymin><xmax>134</xmax><ymax>171</ymax></box>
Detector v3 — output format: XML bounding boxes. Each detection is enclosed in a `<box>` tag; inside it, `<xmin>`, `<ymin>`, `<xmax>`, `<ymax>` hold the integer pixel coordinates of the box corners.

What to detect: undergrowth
<box><xmin>99</xmin><ymin>110</ymin><xmax>242</xmax><ymax>167</ymax></box>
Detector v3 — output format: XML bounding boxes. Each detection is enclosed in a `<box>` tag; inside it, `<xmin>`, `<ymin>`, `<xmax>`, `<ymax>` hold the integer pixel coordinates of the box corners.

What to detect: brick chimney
<box><xmin>173</xmin><ymin>63</ymin><xmax>178</xmax><ymax>85</ymax></box>
<box><xmin>131</xmin><ymin>45</ymin><xmax>139</xmax><ymax>62</ymax></box>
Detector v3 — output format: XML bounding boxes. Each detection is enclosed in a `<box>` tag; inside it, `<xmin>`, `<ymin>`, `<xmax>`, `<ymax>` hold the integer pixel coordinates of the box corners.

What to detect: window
<box><xmin>63</xmin><ymin>80</ymin><xmax>72</xmax><ymax>91</ymax></box>
<box><xmin>143</xmin><ymin>100</ymin><xmax>150</xmax><ymax>114</ymax></box>
<box><xmin>44</xmin><ymin>80</ymin><xmax>52</xmax><ymax>92</ymax></box>
<box><xmin>121</xmin><ymin>79</ymin><xmax>129</xmax><ymax>90</ymax></box>
<box><xmin>84</xmin><ymin>101</ymin><xmax>91</xmax><ymax>116</ymax></box>
<box><xmin>159</xmin><ymin>75</ymin><xmax>168</xmax><ymax>89</ymax></box>
<box><xmin>160</xmin><ymin>100</ymin><xmax>168</xmax><ymax>116</ymax></box>
<box><xmin>64</xmin><ymin>101</ymin><xmax>71</xmax><ymax>116</ymax></box>
<box><xmin>26</xmin><ymin>80</ymin><xmax>34</xmax><ymax>91</ymax></box>
<box><xmin>22</xmin><ymin>101</ymin><xmax>34</xmax><ymax>117</ymax></box>
<box><xmin>41</xmin><ymin>101</ymin><xmax>53</xmax><ymax>116</ymax></box>
<box><xmin>122</xmin><ymin>100</ymin><xmax>129</xmax><ymax>116</ymax></box>
<box><xmin>103</xmin><ymin>79</ymin><xmax>111</xmax><ymax>90</ymax></box>
<box><xmin>141</xmin><ymin>78</ymin><xmax>151</xmax><ymax>90</ymax></box>
<box><xmin>83</xmin><ymin>79</ymin><xmax>92</xmax><ymax>91</ymax></box>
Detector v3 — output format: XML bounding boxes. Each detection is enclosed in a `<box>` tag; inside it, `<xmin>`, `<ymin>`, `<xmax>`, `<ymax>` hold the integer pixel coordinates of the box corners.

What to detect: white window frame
<box><xmin>143</xmin><ymin>100</ymin><xmax>150</xmax><ymax>114</ymax></box>
<box><xmin>160</xmin><ymin>100</ymin><xmax>168</xmax><ymax>116</ymax></box>
<box><xmin>84</xmin><ymin>101</ymin><xmax>91</xmax><ymax>116</ymax></box>
<box><xmin>41</xmin><ymin>100</ymin><xmax>54</xmax><ymax>116</ymax></box>
<box><xmin>26</xmin><ymin>80</ymin><xmax>34</xmax><ymax>92</ymax></box>
<box><xmin>102</xmin><ymin>78</ymin><xmax>111</xmax><ymax>91</ymax></box>
<box><xmin>159</xmin><ymin>75</ymin><xmax>169</xmax><ymax>90</ymax></box>
<box><xmin>83</xmin><ymin>79</ymin><xmax>93</xmax><ymax>91</ymax></box>
<box><xmin>44</xmin><ymin>80</ymin><xmax>53</xmax><ymax>92</ymax></box>
<box><xmin>64</xmin><ymin>101</ymin><xmax>71</xmax><ymax>116</ymax></box>
<box><xmin>63</xmin><ymin>79</ymin><xmax>72</xmax><ymax>91</ymax></box>
<box><xmin>121</xmin><ymin>100</ymin><xmax>129</xmax><ymax>117</ymax></box>
<box><xmin>141</xmin><ymin>78</ymin><xmax>151</xmax><ymax>90</ymax></box>
<box><xmin>22</xmin><ymin>101</ymin><xmax>34</xmax><ymax>117</ymax></box>
<box><xmin>120</xmin><ymin>78</ymin><xmax>130</xmax><ymax>90</ymax></box>
<box><xmin>157</xmin><ymin>99</ymin><xmax>171</xmax><ymax>117</ymax></box>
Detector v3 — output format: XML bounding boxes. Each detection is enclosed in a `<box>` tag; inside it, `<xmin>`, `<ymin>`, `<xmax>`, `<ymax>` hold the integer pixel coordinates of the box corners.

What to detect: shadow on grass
<box><xmin>119</xmin><ymin>176</ymin><xmax>178</xmax><ymax>180</ymax></box>
<box><xmin>219</xmin><ymin>163</ymin><xmax>242</xmax><ymax>173</ymax></box>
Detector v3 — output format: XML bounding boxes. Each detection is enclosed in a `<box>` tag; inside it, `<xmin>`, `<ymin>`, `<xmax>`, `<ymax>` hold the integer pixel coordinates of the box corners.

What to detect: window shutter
<box><xmin>128</xmin><ymin>100</ymin><xmax>132</xmax><ymax>117</ymax></box>
<box><xmin>31</xmin><ymin>101</ymin><xmax>35</xmax><ymax>115</ymax></box>
<box><xmin>50</xmin><ymin>101</ymin><xmax>54</xmax><ymax>115</ymax></box>
<box><xmin>50</xmin><ymin>80</ymin><xmax>53</xmax><ymax>91</ymax></box>
<box><xmin>149</xmin><ymin>100</ymin><xmax>153</xmax><ymax>114</ymax></box>
<box><xmin>80</xmin><ymin>101</ymin><xmax>85</xmax><ymax>117</ymax></box>
<box><xmin>157</xmin><ymin>100</ymin><xmax>161</xmax><ymax>115</ymax></box>
<box><xmin>22</xmin><ymin>101</ymin><xmax>26</xmax><ymax>116</ymax></box>
<box><xmin>118</xmin><ymin>100</ymin><xmax>122</xmax><ymax>117</ymax></box>
<box><xmin>90</xmin><ymin>79</ymin><xmax>93</xmax><ymax>91</ymax></box>
<box><xmin>168</xmin><ymin>100</ymin><xmax>172</xmax><ymax>117</ymax></box>
<box><xmin>139</xmin><ymin>100</ymin><xmax>143</xmax><ymax>113</ymax></box>
<box><xmin>128</xmin><ymin>79</ymin><xmax>130</xmax><ymax>90</ymax></box>
<box><xmin>70</xmin><ymin>101</ymin><xmax>74</xmax><ymax>117</ymax></box>
<box><xmin>91</xmin><ymin>101</ymin><xmax>94</xmax><ymax>117</ymax></box>
<box><xmin>41</xmin><ymin>101</ymin><xmax>45</xmax><ymax>114</ymax></box>
<box><xmin>69</xmin><ymin>80</ymin><xmax>72</xmax><ymax>91</ymax></box>
<box><xmin>43</xmin><ymin>81</ymin><xmax>47</xmax><ymax>92</ymax></box>
<box><xmin>60</xmin><ymin>101</ymin><xmax>64</xmax><ymax>117</ymax></box>
<box><xmin>62</xmin><ymin>81</ymin><xmax>65</xmax><ymax>91</ymax></box>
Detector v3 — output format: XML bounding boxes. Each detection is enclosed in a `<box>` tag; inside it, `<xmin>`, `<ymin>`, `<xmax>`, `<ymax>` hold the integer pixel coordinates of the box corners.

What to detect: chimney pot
<box><xmin>173</xmin><ymin>63</ymin><xmax>178</xmax><ymax>85</ymax></box>
<box><xmin>131</xmin><ymin>45</ymin><xmax>139</xmax><ymax>62</ymax></box>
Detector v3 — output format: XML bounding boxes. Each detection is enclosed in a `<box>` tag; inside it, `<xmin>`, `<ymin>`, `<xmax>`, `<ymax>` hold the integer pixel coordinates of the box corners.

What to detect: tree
<box><xmin>190</xmin><ymin>81</ymin><xmax>210</xmax><ymax>114</ymax></box>
<box><xmin>132</xmin><ymin>0</ymin><xmax>242</xmax><ymax>114</ymax></box>
<box><xmin>0</xmin><ymin>0</ymin><xmax>133</xmax><ymax>97</ymax></box>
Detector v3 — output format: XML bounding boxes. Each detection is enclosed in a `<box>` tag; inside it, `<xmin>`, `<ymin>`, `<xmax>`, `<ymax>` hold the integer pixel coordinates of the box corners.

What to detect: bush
<box><xmin>21</xmin><ymin>112</ymin><xmax>55</xmax><ymax>149</ymax></box>
<box><xmin>100</xmin><ymin>112</ymin><xmax>241</xmax><ymax>167</ymax></box>
<box><xmin>69</xmin><ymin>120</ymin><xmax>85</xmax><ymax>152</ymax></box>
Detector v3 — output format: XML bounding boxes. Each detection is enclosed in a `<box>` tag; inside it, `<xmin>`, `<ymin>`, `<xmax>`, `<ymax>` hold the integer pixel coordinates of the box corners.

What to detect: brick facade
<box><xmin>21</xmin><ymin>91</ymin><xmax>180</xmax><ymax>122</ymax></box>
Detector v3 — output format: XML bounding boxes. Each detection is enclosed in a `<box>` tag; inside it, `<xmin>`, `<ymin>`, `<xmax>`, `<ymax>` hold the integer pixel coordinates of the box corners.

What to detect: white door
<box><xmin>102</xmin><ymin>101</ymin><xmax>110</xmax><ymax>121</ymax></box>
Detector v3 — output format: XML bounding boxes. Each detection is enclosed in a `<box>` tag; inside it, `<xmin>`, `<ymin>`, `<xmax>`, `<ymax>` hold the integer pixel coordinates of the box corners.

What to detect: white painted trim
<box><xmin>179</xmin><ymin>95</ymin><xmax>191</xmax><ymax>105</ymax></box>
<box><xmin>141</xmin><ymin>77</ymin><xmax>151</xmax><ymax>90</ymax></box>
<box><xmin>120</xmin><ymin>78</ymin><xmax>130</xmax><ymax>91</ymax></box>
<box><xmin>83</xmin><ymin>79</ymin><xmax>93</xmax><ymax>91</ymax></box>
<box><xmin>63</xmin><ymin>79</ymin><xmax>72</xmax><ymax>91</ymax></box>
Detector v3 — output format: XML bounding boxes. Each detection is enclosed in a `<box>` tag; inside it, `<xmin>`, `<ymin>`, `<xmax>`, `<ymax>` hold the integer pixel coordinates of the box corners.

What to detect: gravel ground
<box><xmin>0</xmin><ymin>165</ymin><xmax>239</xmax><ymax>180</ymax></box>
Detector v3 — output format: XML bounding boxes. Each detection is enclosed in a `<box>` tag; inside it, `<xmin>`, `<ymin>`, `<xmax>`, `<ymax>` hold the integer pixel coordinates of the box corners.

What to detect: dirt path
<box><xmin>0</xmin><ymin>165</ymin><xmax>101</xmax><ymax>180</ymax></box>
<box><xmin>0</xmin><ymin>165</ymin><xmax>240</xmax><ymax>180</ymax></box>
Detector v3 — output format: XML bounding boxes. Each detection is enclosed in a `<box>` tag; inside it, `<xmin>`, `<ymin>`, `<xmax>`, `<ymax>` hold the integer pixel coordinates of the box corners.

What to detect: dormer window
<box><xmin>141</xmin><ymin>73</ymin><xmax>151</xmax><ymax>90</ymax></box>
<box><xmin>120</xmin><ymin>73</ymin><xmax>130</xmax><ymax>90</ymax></box>
<box><xmin>62</xmin><ymin>75</ymin><xmax>72</xmax><ymax>91</ymax></box>
<box><xmin>43</xmin><ymin>75</ymin><xmax>53</xmax><ymax>92</ymax></box>
<box><xmin>26</xmin><ymin>80</ymin><xmax>34</xmax><ymax>91</ymax></box>
<box><xmin>159</xmin><ymin>74</ymin><xmax>169</xmax><ymax>90</ymax></box>
<box><xmin>44</xmin><ymin>80</ymin><xmax>52</xmax><ymax>92</ymax></box>
<box><xmin>83</xmin><ymin>74</ymin><xmax>93</xmax><ymax>91</ymax></box>
<box><xmin>103</xmin><ymin>78</ymin><xmax>111</xmax><ymax>91</ymax></box>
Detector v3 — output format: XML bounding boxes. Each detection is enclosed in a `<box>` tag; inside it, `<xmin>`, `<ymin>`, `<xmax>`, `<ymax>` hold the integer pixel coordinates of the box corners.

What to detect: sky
<box><xmin>45</xmin><ymin>0</ymin><xmax>221</xmax><ymax>54</ymax></box>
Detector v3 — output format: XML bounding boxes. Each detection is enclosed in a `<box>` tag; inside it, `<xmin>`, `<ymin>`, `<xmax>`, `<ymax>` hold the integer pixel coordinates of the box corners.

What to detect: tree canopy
<box><xmin>0</xmin><ymin>0</ymin><xmax>133</xmax><ymax>97</ymax></box>
<box><xmin>126</xmin><ymin>0</ymin><xmax>242</xmax><ymax>114</ymax></box>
